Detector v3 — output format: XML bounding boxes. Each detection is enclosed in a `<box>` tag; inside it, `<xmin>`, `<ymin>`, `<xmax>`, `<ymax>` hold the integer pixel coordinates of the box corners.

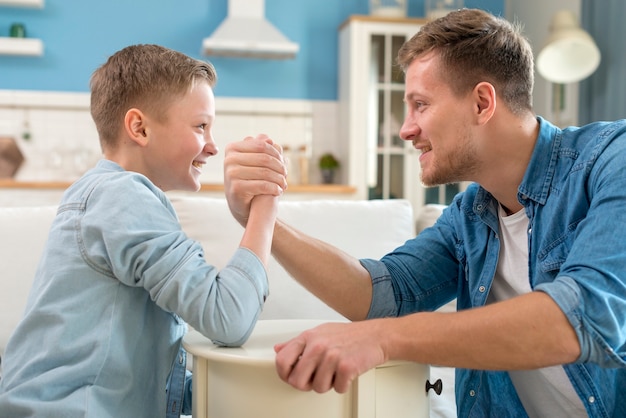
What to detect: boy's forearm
<box><xmin>240</xmin><ymin>195</ymin><xmax>279</xmax><ymax>267</ymax></box>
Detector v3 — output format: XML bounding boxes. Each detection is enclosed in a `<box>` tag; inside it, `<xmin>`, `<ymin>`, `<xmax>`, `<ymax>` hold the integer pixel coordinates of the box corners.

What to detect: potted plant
<box><xmin>318</xmin><ymin>152</ymin><xmax>340</xmax><ymax>184</ymax></box>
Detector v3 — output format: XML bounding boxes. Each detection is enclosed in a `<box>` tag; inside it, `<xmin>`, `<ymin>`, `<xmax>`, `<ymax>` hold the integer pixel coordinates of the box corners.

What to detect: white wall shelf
<box><xmin>0</xmin><ymin>37</ymin><xmax>43</xmax><ymax>56</ymax></box>
<box><xmin>0</xmin><ymin>0</ymin><xmax>45</xmax><ymax>56</ymax></box>
<box><xmin>0</xmin><ymin>0</ymin><xmax>44</xmax><ymax>8</ymax></box>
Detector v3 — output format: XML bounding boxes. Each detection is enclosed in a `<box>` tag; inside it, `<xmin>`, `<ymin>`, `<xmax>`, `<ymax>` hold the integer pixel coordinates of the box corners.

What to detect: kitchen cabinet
<box><xmin>338</xmin><ymin>15</ymin><xmax>461</xmax><ymax>216</ymax></box>
<box><xmin>0</xmin><ymin>0</ymin><xmax>44</xmax><ymax>56</ymax></box>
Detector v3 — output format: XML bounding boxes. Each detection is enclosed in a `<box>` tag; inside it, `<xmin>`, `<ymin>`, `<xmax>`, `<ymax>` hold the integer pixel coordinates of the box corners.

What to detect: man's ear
<box><xmin>473</xmin><ymin>81</ymin><xmax>496</xmax><ymax>125</ymax></box>
<box><xmin>124</xmin><ymin>108</ymin><xmax>149</xmax><ymax>147</ymax></box>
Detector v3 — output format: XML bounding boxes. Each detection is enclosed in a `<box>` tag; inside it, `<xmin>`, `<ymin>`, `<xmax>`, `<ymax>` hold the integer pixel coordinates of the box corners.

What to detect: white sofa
<box><xmin>0</xmin><ymin>197</ymin><xmax>455</xmax><ymax>417</ymax></box>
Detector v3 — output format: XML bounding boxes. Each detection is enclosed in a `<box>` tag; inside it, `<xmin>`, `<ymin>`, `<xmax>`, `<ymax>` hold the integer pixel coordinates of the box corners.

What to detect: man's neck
<box><xmin>477</xmin><ymin>113</ymin><xmax>539</xmax><ymax>214</ymax></box>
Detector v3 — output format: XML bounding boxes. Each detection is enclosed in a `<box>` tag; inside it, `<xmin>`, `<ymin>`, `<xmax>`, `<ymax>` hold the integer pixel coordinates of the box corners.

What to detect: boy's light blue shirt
<box><xmin>0</xmin><ymin>160</ymin><xmax>269</xmax><ymax>417</ymax></box>
<box><xmin>364</xmin><ymin>117</ymin><xmax>626</xmax><ymax>417</ymax></box>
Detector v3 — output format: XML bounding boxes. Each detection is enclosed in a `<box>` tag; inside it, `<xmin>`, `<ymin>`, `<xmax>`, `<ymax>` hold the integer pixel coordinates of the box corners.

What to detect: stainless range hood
<box><xmin>202</xmin><ymin>0</ymin><xmax>299</xmax><ymax>59</ymax></box>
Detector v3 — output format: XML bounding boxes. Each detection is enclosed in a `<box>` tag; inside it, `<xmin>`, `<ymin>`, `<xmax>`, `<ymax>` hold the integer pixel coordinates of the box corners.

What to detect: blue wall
<box><xmin>0</xmin><ymin>0</ymin><xmax>503</xmax><ymax>100</ymax></box>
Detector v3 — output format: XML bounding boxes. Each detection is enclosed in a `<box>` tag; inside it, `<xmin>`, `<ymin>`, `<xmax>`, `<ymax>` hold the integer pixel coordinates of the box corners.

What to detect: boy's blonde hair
<box><xmin>90</xmin><ymin>44</ymin><xmax>217</xmax><ymax>150</ymax></box>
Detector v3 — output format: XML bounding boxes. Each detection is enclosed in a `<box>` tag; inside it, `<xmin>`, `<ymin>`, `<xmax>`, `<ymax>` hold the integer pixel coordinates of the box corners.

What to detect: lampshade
<box><xmin>536</xmin><ymin>10</ymin><xmax>601</xmax><ymax>84</ymax></box>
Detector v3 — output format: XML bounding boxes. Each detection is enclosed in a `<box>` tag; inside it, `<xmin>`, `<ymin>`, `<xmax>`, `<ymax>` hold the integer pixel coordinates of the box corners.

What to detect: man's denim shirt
<box><xmin>363</xmin><ymin>117</ymin><xmax>626</xmax><ymax>417</ymax></box>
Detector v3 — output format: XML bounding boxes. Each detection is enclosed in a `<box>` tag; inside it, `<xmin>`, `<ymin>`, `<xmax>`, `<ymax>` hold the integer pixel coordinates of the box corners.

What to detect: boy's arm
<box><xmin>239</xmin><ymin>194</ymin><xmax>279</xmax><ymax>267</ymax></box>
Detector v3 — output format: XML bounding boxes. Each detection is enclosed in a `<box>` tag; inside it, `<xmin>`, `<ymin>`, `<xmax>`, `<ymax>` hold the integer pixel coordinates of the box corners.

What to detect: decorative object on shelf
<box><xmin>318</xmin><ymin>152</ymin><xmax>340</xmax><ymax>184</ymax></box>
<box><xmin>298</xmin><ymin>144</ymin><xmax>309</xmax><ymax>185</ymax></box>
<box><xmin>0</xmin><ymin>137</ymin><xmax>25</xmax><ymax>178</ymax></box>
<box><xmin>282</xmin><ymin>144</ymin><xmax>311</xmax><ymax>185</ymax></box>
<box><xmin>370</xmin><ymin>0</ymin><xmax>407</xmax><ymax>18</ymax></box>
<box><xmin>282</xmin><ymin>145</ymin><xmax>295</xmax><ymax>183</ymax></box>
<box><xmin>22</xmin><ymin>110</ymin><xmax>31</xmax><ymax>141</ymax></box>
<box><xmin>9</xmin><ymin>23</ymin><xmax>26</xmax><ymax>38</ymax></box>
<box><xmin>425</xmin><ymin>0</ymin><xmax>463</xmax><ymax>20</ymax></box>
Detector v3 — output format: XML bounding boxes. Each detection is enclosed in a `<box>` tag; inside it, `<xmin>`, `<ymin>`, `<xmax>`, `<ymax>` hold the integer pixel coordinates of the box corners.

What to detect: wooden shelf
<box><xmin>0</xmin><ymin>0</ymin><xmax>44</xmax><ymax>8</ymax></box>
<box><xmin>0</xmin><ymin>180</ymin><xmax>70</xmax><ymax>189</ymax></box>
<box><xmin>0</xmin><ymin>37</ymin><xmax>43</xmax><ymax>56</ymax></box>
<box><xmin>0</xmin><ymin>0</ymin><xmax>45</xmax><ymax>55</ymax></box>
<box><xmin>0</xmin><ymin>180</ymin><xmax>357</xmax><ymax>195</ymax></box>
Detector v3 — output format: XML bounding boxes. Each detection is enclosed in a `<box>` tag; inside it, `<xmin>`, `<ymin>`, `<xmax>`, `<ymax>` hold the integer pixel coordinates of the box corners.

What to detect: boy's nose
<box><xmin>205</xmin><ymin>138</ymin><xmax>219</xmax><ymax>156</ymax></box>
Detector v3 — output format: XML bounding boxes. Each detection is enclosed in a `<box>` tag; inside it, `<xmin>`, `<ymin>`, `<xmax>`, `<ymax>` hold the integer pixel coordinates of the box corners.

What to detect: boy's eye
<box><xmin>198</xmin><ymin>123</ymin><xmax>207</xmax><ymax>130</ymax></box>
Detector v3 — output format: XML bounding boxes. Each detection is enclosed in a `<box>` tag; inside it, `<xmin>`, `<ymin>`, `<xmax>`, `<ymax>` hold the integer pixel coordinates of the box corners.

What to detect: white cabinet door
<box><xmin>339</xmin><ymin>16</ymin><xmax>463</xmax><ymax>217</ymax></box>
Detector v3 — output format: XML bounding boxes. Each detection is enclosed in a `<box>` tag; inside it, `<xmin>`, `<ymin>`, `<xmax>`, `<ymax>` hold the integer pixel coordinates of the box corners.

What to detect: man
<box><xmin>223</xmin><ymin>9</ymin><xmax>626</xmax><ymax>417</ymax></box>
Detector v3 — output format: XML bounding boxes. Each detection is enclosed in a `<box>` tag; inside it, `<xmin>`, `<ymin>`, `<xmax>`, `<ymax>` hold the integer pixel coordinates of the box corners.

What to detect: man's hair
<box><xmin>90</xmin><ymin>44</ymin><xmax>217</xmax><ymax>149</ymax></box>
<box><xmin>397</xmin><ymin>8</ymin><xmax>534</xmax><ymax>115</ymax></box>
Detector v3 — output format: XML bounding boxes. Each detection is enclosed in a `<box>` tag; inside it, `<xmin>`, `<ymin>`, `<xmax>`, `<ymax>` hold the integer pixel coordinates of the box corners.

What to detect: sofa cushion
<box><xmin>416</xmin><ymin>204</ymin><xmax>448</xmax><ymax>234</ymax></box>
<box><xmin>170</xmin><ymin>197</ymin><xmax>415</xmax><ymax>321</ymax></box>
<box><xmin>0</xmin><ymin>206</ymin><xmax>57</xmax><ymax>355</ymax></box>
<box><xmin>0</xmin><ymin>198</ymin><xmax>415</xmax><ymax>355</ymax></box>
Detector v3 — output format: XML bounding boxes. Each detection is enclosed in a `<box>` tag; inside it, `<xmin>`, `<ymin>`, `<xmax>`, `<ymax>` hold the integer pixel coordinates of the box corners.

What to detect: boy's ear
<box><xmin>124</xmin><ymin>108</ymin><xmax>149</xmax><ymax>147</ymax></box>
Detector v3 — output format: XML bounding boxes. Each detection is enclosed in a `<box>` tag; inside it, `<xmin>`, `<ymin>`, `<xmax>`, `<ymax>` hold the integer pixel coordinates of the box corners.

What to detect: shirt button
<box><xmin>469</xmin><ymin>390</ymin><xmax>476</xmax><ymax>397</ymax></box>
<box><xmin>479</xmin><ymin>286</ymin><xmax>486</xmax><ymax>293</ymax></box>
<box><xmin>588</xmin><ymin>396</ymin><xmax>595</xmax><ymax>404</ymax></box>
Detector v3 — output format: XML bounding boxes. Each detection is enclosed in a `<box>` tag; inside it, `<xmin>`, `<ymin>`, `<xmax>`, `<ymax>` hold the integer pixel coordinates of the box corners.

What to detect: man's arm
<box><xmin>224</xmin><ymin>136</ymin><xmax>374</xmax><ymax>320</ymax></box>
<box><xmin>275</xmin><ymin>291</ymin><xmax>581</xmax><ymax>393</ymax></box>
<box><xmin>224</xmin><ymin>136</ymin><xmax>582</xmax><ymax>394</ymax></box>
<box><xmin>385</xmin><ymin>291</ymin><xmax>580</xmax><ymax>370</ymax></box>
<box><xmin>271</xmin><ymin>219</ymin><xmax>373</xmax><ymax>321</ymax></box>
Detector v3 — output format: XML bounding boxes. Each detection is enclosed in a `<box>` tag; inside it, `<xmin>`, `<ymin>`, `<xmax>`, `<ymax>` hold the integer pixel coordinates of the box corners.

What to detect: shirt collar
<box><xmin>517</xmin><ymin>116</ymin><xmax>561</xmax><ymax>206</ymax></box>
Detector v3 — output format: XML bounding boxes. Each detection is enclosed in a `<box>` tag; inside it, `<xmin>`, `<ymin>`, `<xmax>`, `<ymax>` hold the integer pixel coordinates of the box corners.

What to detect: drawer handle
<box><xmin>425</xmin><ymin>378</ymin><xmax>443</xmax><ymax>395</ymax></box>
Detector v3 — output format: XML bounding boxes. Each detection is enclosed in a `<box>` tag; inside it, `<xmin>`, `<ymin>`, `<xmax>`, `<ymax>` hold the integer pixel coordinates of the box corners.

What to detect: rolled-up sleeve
<box><xmin>536</xmin><ymin>276</ymin><xmax>626</xmax><ymax>369</ymax></box>
<box><xmin>360</xmin><ymin>258</ymin><xmax>399</xmax><ymax>319</ymax></box>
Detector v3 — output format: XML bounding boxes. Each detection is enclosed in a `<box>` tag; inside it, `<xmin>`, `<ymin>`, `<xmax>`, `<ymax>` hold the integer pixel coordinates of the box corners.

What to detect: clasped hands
<box><xmin>224</xmin><ymin>135</ymin><xmax>388</xmax><ymax>394</ymax></box>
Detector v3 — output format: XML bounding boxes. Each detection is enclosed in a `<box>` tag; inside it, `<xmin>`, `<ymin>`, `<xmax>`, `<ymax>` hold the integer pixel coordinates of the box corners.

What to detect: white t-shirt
<box><xmin>487</xmin><ymin>205</ymin><xmax>587</xmax><ymax>418</ymax></box>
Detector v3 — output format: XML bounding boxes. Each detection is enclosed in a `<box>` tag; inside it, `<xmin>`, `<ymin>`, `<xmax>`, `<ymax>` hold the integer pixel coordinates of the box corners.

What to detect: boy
<box><xmin>0</xmin><ymin>44</ymin><xmax>286</xmax><ymax>417</ymax></box>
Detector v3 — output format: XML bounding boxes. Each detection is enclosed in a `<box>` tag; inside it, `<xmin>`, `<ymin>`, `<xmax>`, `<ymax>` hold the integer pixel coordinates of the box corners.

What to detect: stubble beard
<box><xmin>420</xmin><ymin>141</ymin><xmax>478</xmax><ymax>187</ymax></box>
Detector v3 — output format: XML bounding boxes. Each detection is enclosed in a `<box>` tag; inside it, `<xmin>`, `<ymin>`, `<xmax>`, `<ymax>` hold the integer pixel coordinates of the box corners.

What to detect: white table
<box><xmin>183</xmin><ymin>319</ymin><xmax>430</xmax><ymax>418</ymax></box>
